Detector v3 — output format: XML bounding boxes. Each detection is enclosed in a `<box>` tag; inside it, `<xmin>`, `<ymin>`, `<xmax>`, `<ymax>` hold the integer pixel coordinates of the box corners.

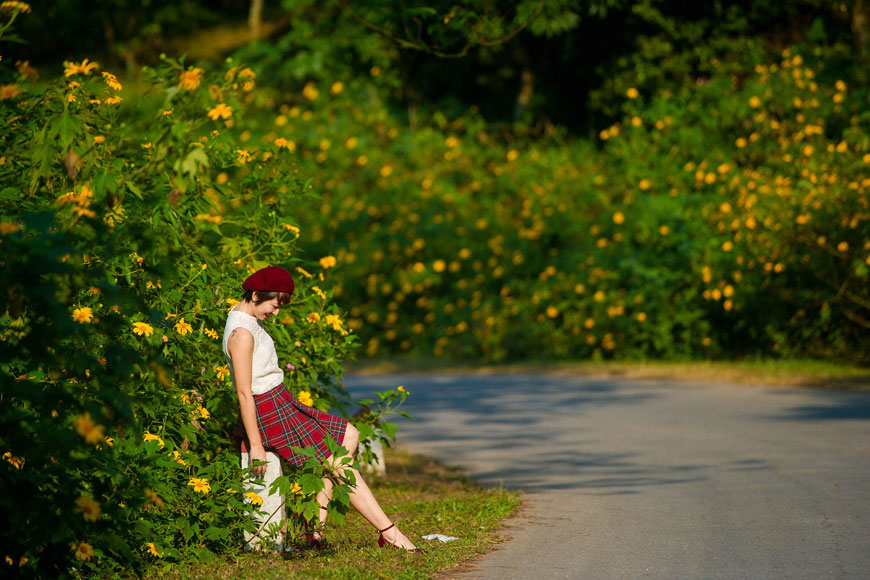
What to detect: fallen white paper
<box><xmin>422</xmin><ymin>533</ymin><xmax>459</xmax><ymax>542</ymax></box>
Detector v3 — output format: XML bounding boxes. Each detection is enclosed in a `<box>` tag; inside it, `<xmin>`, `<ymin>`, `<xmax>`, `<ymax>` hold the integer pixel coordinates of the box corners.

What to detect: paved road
<box><xmin>343</xmin><ymin>373</ymin><xmax>870</xmax><ymax>580</ymax></box>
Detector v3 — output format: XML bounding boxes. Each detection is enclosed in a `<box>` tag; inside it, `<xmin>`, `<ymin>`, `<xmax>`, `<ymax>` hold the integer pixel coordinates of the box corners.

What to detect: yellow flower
<box><xmin>0</xmin><ymin>2</ymin><xmax>31</xmax><ymax>14</ymax></box>
<box><xmin>73</xmin><ymin>413</ymin><xmax>106</xmax><ymax>444</ymax></box>
<box><xmin>174</xmin><ymin>317</ymin><xmax>192</xmax><ymax>336</ymax></box>
<box><xmin>64</xmin><ymin>58</ymin><xmax>98</xmax><ymax>77</ymax></box>
<box><xmin>145</xmin><ymin>542</ymin><xmax>164</xmax><ymax>558</ymax></box>
<box><xmin>274</xmin><ymin>137</ymin><xmax>296</xmax><ymax>151</ymax></box>
<box><xmin>297</xmin><ymin>390</ymin><xmax>314</xmax><ymax>406</ymax></box>
<box><xmin>207</xmin><ymin>103</ymin><xmax>233</xmax><ymax>121</ymax></box>
<box><xmin>593</xmin><ymin>291</ymin><xmax>605</xmax><ymax>302</ymax></box>
<box><xmin>3</xmin><ymin>451</ymin><xmax>24</xmax><ymax>469</ymax></box>
<box><xmin>143</xmin><ymin>432</ymin><xmax>165</xmax><ymax>448</ymax></box>
<box><xmin>626</xmin><ymin>87</ymin><xmax>639</xmax><ymax>99</ymax></box>
<box><xmin>546</xmin><ymin>306</ymin><xmax>559</xmax><ymax>318</ymax></box>
<box><xmin>397</xmin><ymin>385</ymin><xmax>406</xmax><ymax>393</ymax></box>
<box><xmin>659</xmin><ymin>225</ymin><xmax>670</xmax><ymax>236</ymax></box>
<box><xmin>506</xmin><ymin>150</ymin><xmax>519</xmax><ymax>162</ymax></box>
<box><xmin>837</xmin><ymin>241</ymin><xmax>849</xmax><ymax>252</ymax></box>
<box><xmin>312</xmin><ymin>286</ymin><xmax>327</xmax><ymax>300</ymax></box>
<box><xmin>296</xmin><ymin>267</ymin><xmax>313</xmax><ymax>279</ymax></box>
<box><xmin>290</xmin><ymin>482</ymin><xmax>303</xmax><ymax>495</ymax></box>
<box><xmin>638</xmin><ymin>179</ymin><xmax>652</xmax><ymax>191</ymax></box>
<box><xmin>198</xmin><ymin>406</ymin><xmax>210</xmax><ymax>419</ymax></box>
<box><xmin>319</xmin><ymin>255</ymin><xmax>337</xmax><ymax>268</ymax></box>
<box><xmin>306</xmin><ymin>312</ymin><xmax>321</xmax><ymax>323</ymax></box>
<box><xmin>0</xmin><ymin>84</ymin><xmax>22</xmax><ymax>100</ymax></box>
<box><xmin>735</xmin><ymin>137</ymin><xmax>747</xmax><ymax>148</ymax></box>
<box><xmin>102</xmin><ymin>72</ymin><xmax>122</xmax><ymax>91</ymax></box>
<box><xmin>748</xmin><ymin>96</ymin><xmax>761</xmax><ymax>108</ymax></box>
<box><xmin>244</xmin><ymin>491</ymin><xmax>264</xmax><ymax>506</ymax></box>
<box><xmin>721</xmin><ymin>241</ymin><xmax>734</xmax><ymax>252</ymax></box>
<box><xmin>302</xmin><ymin>82</ymin><xmax>319</xmax><ymax>100</ymax></box>
<box><xmin>330</xmin><ymin>81</ymin><xmax>344</xmax><ymax>94</ymax></box>
<box><xmin>73</xmin><ymin>541</ymin><xmax>94</xmax><ymax>561</ymax></box>
<box><xmin>179</xmin><ymin>67</ymin><xmax>204</xmax><ymax>90</ymax></box>
<box><xmin>188</xmin><ymin>477</ymin><xmax>211</xmax><ymax>494</ymax></box>
<box><xmin>144</xmin><ymin>488</ymin><xmax>165</xmax><ymax>509</ymax></box>
<box><xmin>132</xmin><ymin>322</ymin><xmax>154</xmax><ymax>337</ymax></box>
<box><xmin>0</xmin><ymin>221</ymin><xmax>19</xmax><ymax>235</ymax></box>
<box><xmin>236</xmin><ymin>149</ymin><xmax>253</xmax><ymax>165</ymax></box>
<box><xmin>204</xmin><ymin>328</ymin><xmax>219</xmax><ymax>340</ymax></box>
<box><xmin>636</xmin><ymin>312</ymin><xmax>647</xmax><ymax>322</ymax></box>
<box><xmin>75</xmin><ymin>495</ymin><xmax>101</xmax><ymax>522</ymax></box>
<box><xmin>283</xmin><ymin>223</ymin><xmax>301</xmax><ymax>236</ymax></box>
<box><xmin>214</xmin><ymin>365</ymin><xmax>230</xmax><ymax>381</ymax></box>
<box><xmin>612</xmin><ymin>212</ymin><xmax>625</xmax><ymax>224</ymax></box>
<box><xmin>325</xmin><ymin>314</ymin><xmax>345</xmax><ymax>333</ymax></box>
<box><xmin>226</xmin><ymin>298</ymin><xmax>240</xmax><ymax>310</ymax></box>
<box><xmin>104</xmin><ymin>95</ymin><xmax>122</xmax><ymax>105</ymax></box>
<box><xmin>72</xmin><ymin>307</ymin><xmax>94</xmax><ymax>324</ymax></box>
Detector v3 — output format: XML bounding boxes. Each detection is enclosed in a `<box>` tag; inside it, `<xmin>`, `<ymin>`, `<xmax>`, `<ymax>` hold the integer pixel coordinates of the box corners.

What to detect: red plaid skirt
<box><xmin>236</xmin><ymin>383</ymin><xmax>348</xmax><ymax>468</ymax></box>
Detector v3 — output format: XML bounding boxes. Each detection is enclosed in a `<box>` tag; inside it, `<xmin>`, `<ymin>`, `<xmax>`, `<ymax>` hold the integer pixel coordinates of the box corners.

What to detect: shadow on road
<box><xmin>345</xmin><ymin>373</ymin><xmax>710</xmax><ymax>492</ymax></box>
<box><xmin>769</xmin><ymin>389</ymin><xmax>870</xmax><ymax>421</ymax></box>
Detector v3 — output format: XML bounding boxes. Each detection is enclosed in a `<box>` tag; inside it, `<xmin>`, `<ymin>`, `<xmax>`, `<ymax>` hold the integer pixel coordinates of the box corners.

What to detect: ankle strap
<box><xmin>377</xmin><ymin>523</ymin><xmax>395</xmax><ymax>534</ymax></box>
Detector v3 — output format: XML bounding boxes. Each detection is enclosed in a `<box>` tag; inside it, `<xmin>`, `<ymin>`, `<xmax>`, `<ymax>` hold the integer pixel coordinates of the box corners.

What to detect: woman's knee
<box><xmin>343</xmin><ymin>423</ymin><xmax>359</xmax><ymax>454</ymax></box>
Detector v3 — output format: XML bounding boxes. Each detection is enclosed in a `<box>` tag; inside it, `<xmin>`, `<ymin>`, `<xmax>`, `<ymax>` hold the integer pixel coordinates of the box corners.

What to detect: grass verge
<box><xmin>146</xmin><ymin>449</ymin><xmax>521</xmax><ymax>579</ymax></box>
<box><xmin>346</xmin><ymin>358</ymin><xmax>870</xmax><ymax>391</ymax></box>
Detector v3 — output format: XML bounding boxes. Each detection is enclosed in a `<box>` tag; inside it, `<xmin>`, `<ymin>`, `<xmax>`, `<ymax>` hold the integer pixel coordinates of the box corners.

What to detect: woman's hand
<box><xmin>249</xmin><ymin>444</ymin><xmax>268</xmax><ymax>478</ymax></box>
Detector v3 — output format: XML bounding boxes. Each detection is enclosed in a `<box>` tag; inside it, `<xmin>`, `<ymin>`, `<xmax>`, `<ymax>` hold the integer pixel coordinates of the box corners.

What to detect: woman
<box><xmin>222</xmin><ymin>265</ymin><xmax>422</xmax><ymax>552</ymax></box>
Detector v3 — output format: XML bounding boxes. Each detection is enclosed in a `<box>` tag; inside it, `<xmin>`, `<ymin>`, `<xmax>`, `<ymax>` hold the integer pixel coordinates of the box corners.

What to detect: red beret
<box><xmin>243</xmin><ymin>266</ymin><xmax>295</xmax><ymax>294</ymax></box>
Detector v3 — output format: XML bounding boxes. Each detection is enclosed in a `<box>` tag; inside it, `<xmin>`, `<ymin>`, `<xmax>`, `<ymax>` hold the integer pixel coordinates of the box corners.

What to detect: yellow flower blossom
<box><xmin>330</xmin><ymin>81</ymin><xmax>344</xmax><ymax>94</ymax></box>
<box><xmin>319</xmin><ymin>255</ymin><xmax>337</xmax><ymax>268</ymax></box>
<box><xmin>75</xmin><ymin>495</ymin><xmax>101</xmax><ymax>522</ymax></box>
<box><xmin>188</xmin><ymin>477</ymin><xmax>211</xmax><ymax>494</ymax></box>
<box><xmin>244</xmin><ymin>491</ymin><xmax>264</xmax><ymax>506</ymax></box>
<box><xmin>145</xmin><ymin>542</ymin><xmax>164</xmax><ymax>558</ymax></box>
<box><xmin>73</xmin><ymin>413</ymin><xmax>105</xmax><ymax>444</ymax></box>
<box><xmin>144</xmin><ymin>488</ymin><xmax>165</xmax><ymax>509</ymax></box>
<box><xmin>748</xmin><ymin>95</ymin><xmax>761</xmax><ymax>108</ymax></box>
<box><xmin>290</xmin><ymin>482</ymin><xmax>304</xmax><ymax>495</ymax></box>
<box><xmin>612</xmin><ymin>212</ymin><xmax>625</xmax><ymax>224</ymax></box>
<box><xmin>283</xmin><ymin>223</ymin><xmax>301</xmax><ymax>236</ymax></box>
<box><xmin>302</xmin><ymin>82</ymin><xmax>319</xmax><ymax>100</ymax></box>
<box><xmin>102</xmin><ymin>72</ymin><xmax>122</xmax><ymax>91</ymax></box>
<box><xmin>0</xmin><ymin>221</ymin><xmax>19</xmax><ymax>235</ymax></box>
<box><xmin>0</xmin><ymin>1</ymin><xmax>31</xmax><ymax>14</ymax></box>
<box><xmin>132</xmin><ymin>322</ymin><xmax>154</xmax><ymax>337</ymax></box>
<box><xmin>312</xmin><ymin>286</ymin><xmax>327</xmax><ymax>300</ymax></box>
<box><xmin>207</xmin><ymin>103</ymin><xmax>233</xmax><ymax>121</ymax></box>
<box><xmin>626</xmin><ymin>87</ymin><xmax>639</xmax><ymax>99</ymax></box>
<box><xmin>198</xmin><ymin>406</ymin><xmax>210</xmax><ymax>420</ymax></box>
<box><xmin>174</xmin><ymin>317</ymin><xmax>192</xmax><ymax>336</ymax></box>
<box><xmin>177</xmin><ymin>67</ymin><xmax>204</xmax><ymax>91</ymax></box>
<box><xmin>297</xmin><ymin>390</ymin><xmax>314</xmax><ymax>406</ymax></box>
<box><xmin>64</xmin><ymin>59</ymin><xmax>98</xmax><ymax>77</ymax></box>
<box><xmin>306</xmin><ymin>312</ymin><xmax>321</xmax><ymax>323</ymax></box>
<box><xmin>143</xmin><ymin>432</ymin><xmax>165</xmax><ymax>448</ymax></box>
<box><xmin>72</xmin><ymin>307</ymin><xmax>94</xmax><ymax>324</ymax></box>
<box><xmin>226</xmin><ymin>298</ymin><xmax>240</xmax><ymax>309</ymax></box>
<box><xmin>296</xmin><ymin>267</ymin><xmax>313</xmax><ymax>279</ymax></box>
<box><xmin>0</xmin><ymin>84</ymin><xmax>22</xmax><ymax>100</ymax></box>
<box><xmin>3</xmin><ymin>451</ymin><xmax>24</xmax><ymax>469</ymax></box>
<box><xmin>73</xmin><ymin>542</ymin><xmax>94</xmax><ymax>561</ymax></box>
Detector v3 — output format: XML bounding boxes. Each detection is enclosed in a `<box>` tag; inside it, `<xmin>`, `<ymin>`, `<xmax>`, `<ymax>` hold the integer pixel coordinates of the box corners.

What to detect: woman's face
<box><xmin>252</xmin><ymin>295</ymin><xmax>282</xmax><ymax>320</ymax></box>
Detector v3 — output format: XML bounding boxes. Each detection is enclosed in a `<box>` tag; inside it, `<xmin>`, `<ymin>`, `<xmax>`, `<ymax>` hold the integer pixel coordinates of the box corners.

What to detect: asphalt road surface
<box><xmin>343</xmin><ymin>373</ymin><xmax>870</xmax><ymax>580</ymax></box>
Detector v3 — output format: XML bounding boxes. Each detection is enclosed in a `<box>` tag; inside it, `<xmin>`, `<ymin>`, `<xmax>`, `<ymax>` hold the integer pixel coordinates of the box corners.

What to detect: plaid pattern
<box><xmin>237</xmin><ymin>383</ymin><xmax>348</xmax><ymax>468</ymax></box>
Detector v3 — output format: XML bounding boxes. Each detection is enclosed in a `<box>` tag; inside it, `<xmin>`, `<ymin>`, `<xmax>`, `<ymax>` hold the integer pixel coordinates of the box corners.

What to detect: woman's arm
<box><xmin>226</xmin><ymin>328</ymin><xmax>268</xmax><ymax>477</ymax></box>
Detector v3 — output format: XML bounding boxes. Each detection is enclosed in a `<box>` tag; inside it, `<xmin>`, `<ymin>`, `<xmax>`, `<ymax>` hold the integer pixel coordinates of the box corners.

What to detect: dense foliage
<box><xmin>1</xmin><ymin>0</ymin><xmax>868</xmax><ymax>576</ymax></box>
<box><xmin>0</xmin><ymin>10</ymin><xmax>409</xmax><ymax>576</ymax></box>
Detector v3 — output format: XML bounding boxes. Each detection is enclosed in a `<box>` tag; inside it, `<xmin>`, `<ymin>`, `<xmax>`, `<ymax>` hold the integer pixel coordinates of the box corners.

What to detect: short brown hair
<box><xmin>243</xmin><ymin>290</ymin><xmax>292</xmax><ymax>306</ymax></box>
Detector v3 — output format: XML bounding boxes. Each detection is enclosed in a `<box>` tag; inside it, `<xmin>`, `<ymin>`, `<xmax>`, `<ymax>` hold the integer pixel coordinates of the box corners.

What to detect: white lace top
<box><xmin>222</xmin><ymin>308</ymin><xmax>284</xmax><ymax>395</ymax></box>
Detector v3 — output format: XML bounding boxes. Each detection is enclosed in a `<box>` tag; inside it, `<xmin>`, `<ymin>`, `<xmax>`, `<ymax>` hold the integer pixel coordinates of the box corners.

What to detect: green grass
<box><xmin>145</xmin><ymin>450</ymin><xmax>521</xmax><ymax>579</ymax></box>
<box><xmin>346</xmin><ymin>358</ymin><xmax>870</xmax><ymax>391</ymax></box>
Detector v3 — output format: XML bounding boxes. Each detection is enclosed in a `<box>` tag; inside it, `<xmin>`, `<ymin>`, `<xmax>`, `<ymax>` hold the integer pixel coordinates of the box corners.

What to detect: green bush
<box><xmin>240</xmin><ymin>40</ymin><xmax>869</xmax><ymax>363</ymax></box>
<box><xmin>0</xmin><ymin>32</ymin><xmax>376</xmax><ymax>575</ymax></box>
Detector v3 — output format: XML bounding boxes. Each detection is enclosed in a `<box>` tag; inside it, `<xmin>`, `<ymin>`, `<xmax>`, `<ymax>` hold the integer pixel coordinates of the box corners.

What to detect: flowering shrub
<box><xmin>0</xmin><ymin>23</ymin><xmax>379</xmax><ymax>576</ymax></box>
<box><xmin>244</xmin><ymin>41</ymin><xmax>869</xmax><ymax>362</ymax></box>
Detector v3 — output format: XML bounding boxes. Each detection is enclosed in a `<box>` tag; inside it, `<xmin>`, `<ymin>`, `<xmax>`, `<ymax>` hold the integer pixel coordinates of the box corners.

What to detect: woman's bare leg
<box><xmin>321</xmin><ymin>423</ymin><xmax>419</xmax><ymax>550</ymax></box>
